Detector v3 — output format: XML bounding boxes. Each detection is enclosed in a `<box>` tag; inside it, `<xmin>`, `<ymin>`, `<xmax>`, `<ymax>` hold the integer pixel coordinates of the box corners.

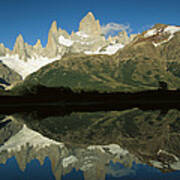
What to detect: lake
<box><xmin>0</xmin><ymin>107</ymin><xmax>180</xmax><ymax>180</ymax></box>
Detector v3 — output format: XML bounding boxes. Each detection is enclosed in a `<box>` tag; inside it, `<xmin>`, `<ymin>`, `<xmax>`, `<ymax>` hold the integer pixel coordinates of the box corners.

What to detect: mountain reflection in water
<box><xmin>0</xmin><ymin>107</ymin><xmax>180</xmax><ymax>180</ymax></box>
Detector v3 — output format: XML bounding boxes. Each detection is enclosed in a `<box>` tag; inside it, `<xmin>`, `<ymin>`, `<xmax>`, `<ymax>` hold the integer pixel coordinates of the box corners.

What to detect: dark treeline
<box><xmin>0</xmin><ymin>84</ymin><xmax>180</xmax><ymax>114</ymax></box>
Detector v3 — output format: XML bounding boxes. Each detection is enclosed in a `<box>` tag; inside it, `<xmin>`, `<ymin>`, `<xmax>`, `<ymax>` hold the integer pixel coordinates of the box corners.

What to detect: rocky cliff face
<box><xmin>44</xmin><ymin>21</ymin><xmax>59</xmax><ymax>58</ymax></box>
<box><xmin>79</xmin><ymin>12</ymin><xmax>102</xmax><ymax>36</ymax></box>
<box><xmin>70</xmin><ymin>13</ymin><xmax>106</xmax><ymax>54</ymax></box>
<box><xmin>33</xmin><ymin>39</ymin><xmax>43</xmax><ymax>54</ymax></box>
<box><xmin>12</xmin><ymin>34</ymin><xmax>30</xmax><ymax>61</ymax></box>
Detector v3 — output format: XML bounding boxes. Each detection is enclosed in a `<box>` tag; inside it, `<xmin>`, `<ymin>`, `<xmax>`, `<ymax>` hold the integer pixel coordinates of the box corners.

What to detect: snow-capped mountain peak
<box><xmin>143</xmin><ymin>24</ymin><xmax>180</xmax><ymax>47</ymax></box>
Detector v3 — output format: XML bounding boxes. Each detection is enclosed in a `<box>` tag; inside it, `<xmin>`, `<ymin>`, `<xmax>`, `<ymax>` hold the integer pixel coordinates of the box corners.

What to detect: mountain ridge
<box><xmin>10</xmin><ymin>26</ymin><xmax>180</xmax><ymax>93</ymax></box>
<box><xmin>0</xmin><ymin>12</ymin><xmax>135</xmax><ymax>61</ymax></box>
<box><xmin>0</xmin><ymin>13</ymin><xmax>180</xmax><ymax>92</ymax></box>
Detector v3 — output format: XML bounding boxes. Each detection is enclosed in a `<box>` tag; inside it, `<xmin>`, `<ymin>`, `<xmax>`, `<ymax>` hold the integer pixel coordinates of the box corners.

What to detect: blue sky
<box><xmin>0</xmin><ymin>0</ymin><xmax>179</xmax><ymax>49</ymax></box>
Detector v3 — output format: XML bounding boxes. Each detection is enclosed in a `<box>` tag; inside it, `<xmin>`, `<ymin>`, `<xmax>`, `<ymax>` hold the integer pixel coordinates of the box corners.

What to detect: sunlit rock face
<box><xmin>33</xmin><ymin>39</ymin><xmax>43</xmax><ymax>54</ymax></box>
<box><xmin>12</xmin><ymin>34</ymin><xmax>30</xmax><ymax>61</ymax></box>
<box><xmin>44</xmin><ymin>21</ymin><xmax>59</xmax><ymax>58</ymax></box>
<box><xmin>71</xmin><ymin>15</ymin><xmax>103</xmax><ymax>54</ymax></box>
<box><xmin>79</xmin><ymin>12</ymin><xmax>102</xmax><ymax>36</ymax></box>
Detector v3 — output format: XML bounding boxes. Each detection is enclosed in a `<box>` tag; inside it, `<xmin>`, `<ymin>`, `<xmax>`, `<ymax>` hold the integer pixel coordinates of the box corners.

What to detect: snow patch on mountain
<box><xmin>76</xmin><ymin>31</ymin><xmax>89</xmax><ymax>38</ymax></box>
<box><xmin>164</xmin><ymin>26</ymin><xmax>180</xmax><ymax>34</ymax></box>
<box><xmin>58</xmin><ymin>36</ymin><xmax>74</xmax><ymax>47</ymax></box>
<box><xmin>0</xmin><ymin>42</ymin><xmax>123</xmax><ymax>79</ymax></box>
<box><xmin>85</xmin><ymin>43</ymin><xmax>124</xmax><ymax>55</ymax></box>
<box><xmin>144</xmin><ymin>25</ymin><xmax>180</xmax><ymax>39</ymax></box>
<box><xmin>152</xmin><ymin>26</ymin><xmax>180</xmax><ymax>47</ymax></box>
<box><xmin>103</xmin><ymin>43</ymin><xmax>124</xmax><ymax>55</ymax></box>
<box><xmin>0</xmin><ymin>125</ymin><xmax>64</xmax><ymax>153</ymax></box>
<box><xmin>88</xmin><ymin>144</ymin><xmax>129</xmax><ymax>156</ymax></box>
<box><xmin>74</xmin><ymin>39</ymin><xmax>95</xmax><ymax>45</ymax></box>
<box><xmin>144</xmin><ymin>29</ymin><xmax>157</xmax><ymax>38</ymax></box>
<box><xmin>144</xmin><ymin>25</ymin><xmax>180</xmax><ymax>47</ymax></box>
<box><xmin>0</xmin><ymin>55</ymin><xmax>61</xmax><ymax>79</ymax></box>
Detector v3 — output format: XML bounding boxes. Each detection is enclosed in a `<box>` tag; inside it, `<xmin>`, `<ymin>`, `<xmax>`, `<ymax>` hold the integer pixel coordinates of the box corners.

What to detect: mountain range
<box><xmin>0</xmin><ymin>12</ymin><xmax>180</xmax><ymax>93</ymax></box>
<box><xmin>0</xmin><ymin>12</ymin><xmax>135</xmax><ymax>61</ymax></box>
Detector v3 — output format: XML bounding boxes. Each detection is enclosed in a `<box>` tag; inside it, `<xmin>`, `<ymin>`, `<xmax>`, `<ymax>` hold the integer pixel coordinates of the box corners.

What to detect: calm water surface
<box><xmin>0</xmin><ymin>108</ymin><xmax>180</xmax><ymax>180</ymax></box>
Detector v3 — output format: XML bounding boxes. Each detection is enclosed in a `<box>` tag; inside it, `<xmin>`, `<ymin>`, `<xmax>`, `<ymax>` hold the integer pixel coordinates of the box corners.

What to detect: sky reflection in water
<box><xmin>0</xmin><ymin>157</ymin><xmax>180</xmax><ymax>180</ymax></box>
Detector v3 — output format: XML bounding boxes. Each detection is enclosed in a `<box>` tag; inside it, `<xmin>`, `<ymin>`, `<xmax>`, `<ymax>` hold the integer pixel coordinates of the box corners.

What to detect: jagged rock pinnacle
<box><xmin>79</xmin><ymin>12</ymin><xmax>101</xmax><ymax>35</ymax></box>
<box><xmin>49</xmin><ymin>21</ymin><xmax>58</xmax><ymax>34</ymax></box>
<box><xmin>13</xmin><ymin>34</ymin><xmax>30</xmax><ymax>60</ymax></box>
<box><xmin>0</xmin><ymin>43</ymin><xmax>7</xmax><ymax>56</ymax></box>
<box><xmin>15</xmin><ymin>34</ymin><xmax>24</xmax><ymax>44</ymax></box>
<box><xmin>34</xmin><ymin>39</ymin><xmax>42</xmax><ymax>49</ymax></box>
<box><xmin>45</xmin><ymin>21</ymin><xmax>59</xmax><ymax>57</ymax></box>
<box><xmin>13</xmin><ymin>34</ymin><xmax>25</xmax><ymax>53</ymax></box>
